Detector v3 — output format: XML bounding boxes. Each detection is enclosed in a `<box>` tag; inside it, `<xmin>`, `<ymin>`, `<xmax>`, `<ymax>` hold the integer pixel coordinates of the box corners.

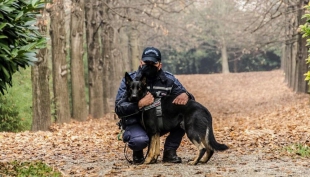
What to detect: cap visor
<box><xmin>142</xmin><ymin>57</ymin><xmax>158</xmax><ymax>63</ymax></box>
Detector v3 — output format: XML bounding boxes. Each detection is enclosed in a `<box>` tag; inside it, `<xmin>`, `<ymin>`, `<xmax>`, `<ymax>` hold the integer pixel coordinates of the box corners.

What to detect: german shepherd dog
<box><xmin>124</xmin><ymin>72</ymin><xmax>228</xmax><ymax>165</ymax></box>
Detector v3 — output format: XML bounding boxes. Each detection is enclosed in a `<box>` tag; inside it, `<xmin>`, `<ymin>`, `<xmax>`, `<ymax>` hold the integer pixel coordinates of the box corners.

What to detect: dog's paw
<box><xmin>188</xmin><ymin>160</ymin><xmax>198</xmax><ymax>165</ymax></box>
<box><xmin>144</xmin><ymin>157</ymin><xmax>157</xmax><ymax>164</ymax></box>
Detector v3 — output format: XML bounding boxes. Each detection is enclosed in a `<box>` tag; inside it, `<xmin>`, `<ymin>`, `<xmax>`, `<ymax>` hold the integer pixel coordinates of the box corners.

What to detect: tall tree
<box><xmin>85</xmin><ymin>0</ymin><xmax>104</xmax><ymax>118</ymax></box>
<box><xmin>31</xmin><ymin>7</ymin><xmax>51</xmax><ymax>131</ymax></box>
<box><xmin>49</xmin><ymin>0</ymin><xmax>71</xmax><ymax>123</ymax></box>
<box><xmin>70</xmin><ymin>0</ymin><xmax>88</xmax><ymax>121</ymax></box>
<box><xmin>102</xmin><ymin>1</ymin><xmax>112</xmax><ymax>114</ymax></box>
<box><xmin>101</xmin><ymin>1</ymin><xmax>128</xmax><ymax>114</ymax></box>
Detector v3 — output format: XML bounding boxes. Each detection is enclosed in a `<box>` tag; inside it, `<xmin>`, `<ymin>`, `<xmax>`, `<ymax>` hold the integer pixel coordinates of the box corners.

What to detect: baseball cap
<box><xmin>142</xmin><ymin>47</ymin><xmax>161</xmax><ymax>63</ymax></box>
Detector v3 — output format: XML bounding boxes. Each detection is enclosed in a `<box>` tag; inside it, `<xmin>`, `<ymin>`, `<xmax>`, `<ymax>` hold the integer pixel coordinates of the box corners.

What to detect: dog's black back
<box><xmin>124</xmin><ymin>72</ymin><xmax>228</xmax><ymax>165</ymax></box>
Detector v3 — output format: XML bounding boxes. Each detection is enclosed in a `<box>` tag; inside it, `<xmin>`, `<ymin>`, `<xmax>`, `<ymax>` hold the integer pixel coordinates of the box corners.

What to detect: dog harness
<box><xmin>142</xmin><ymin>98</ymin><xmax>163</xmax><ymax>130</ymax></box>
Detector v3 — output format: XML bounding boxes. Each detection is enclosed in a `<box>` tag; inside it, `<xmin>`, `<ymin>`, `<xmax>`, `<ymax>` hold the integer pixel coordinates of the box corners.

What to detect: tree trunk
<box><xmin>49</xmin><ymin>0</ymin><xmax>71</xmax><ymax>123</ymax></box>
<box><xmin>283</xmin><ymin>1</ymin><xmax>296</xmax><ymax>87</ymax></box>
<box><xmin>129</xmin><ymin>27</ymin><xmax>140</xmax><ymax>71</ymax></box>
<box><xmin>119</xmin><ymin>26</ymin><xmax>132</xmax><ymax>72</ymax></box>
<box><xmin>102</xmin><ymin>1</ymin><xmax>124</xmax><ymax>114</ymax></box>
<box><xmin>31</xmin><ymin>8</ymin><xmax>51</xmax><ymax>131</ymax></box>
<box><xmin>102</xmin><ymin>25</ymin><xmax>112</xmax><ymax>114</ymax></box>
<box><xmin>70</xmin><ymin>0</ymin><xmax>88</xmax><ymax>121</ymax></box>
<box><xmin>221</xmin><ymin>39</ymin><xmax>230</xmax><ymax>73</ymax></box>
<box><xmin>294</xmin><ymin>0</ymin><xmax>309</xmax><ymax>92</ymax></box>
<box><xmin>85</xmin><ymin>0</ymin><xmax>104</xmax><ymax>118</ymax></box>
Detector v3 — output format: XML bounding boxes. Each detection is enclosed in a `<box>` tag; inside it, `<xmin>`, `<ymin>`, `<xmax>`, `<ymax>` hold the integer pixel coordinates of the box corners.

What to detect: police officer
<box><xmin>115</xmin><ymin>47</ymin><xmax>194</xmax><ymax>164</ymax></box>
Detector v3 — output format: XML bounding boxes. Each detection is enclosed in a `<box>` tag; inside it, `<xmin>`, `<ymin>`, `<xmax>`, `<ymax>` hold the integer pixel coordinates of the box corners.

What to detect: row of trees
<box><xmin>1</xmin><ymin>0</ymin><xmax>309</xmax><ymax>131</ymax></box>
<box><xmin>282</xmin><ymin>0</ymin><xmax>309</xmax><ymax>93</ymax></box>
<box><xmin>244</xmin><ymin>0</ymin><xmax>309</xmax><ymax>93</ymax></box>
<box><xmin>31</xmin><ymin>0</ymin><xmax>196</xmax><ymax>131</ymax></box>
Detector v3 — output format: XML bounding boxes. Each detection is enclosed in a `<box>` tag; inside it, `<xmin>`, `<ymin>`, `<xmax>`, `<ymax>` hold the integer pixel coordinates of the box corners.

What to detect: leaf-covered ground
<box><xmin>1</xmin><ymin>70</ymin><xmax>310</xmax><ymax>176</ymax></box>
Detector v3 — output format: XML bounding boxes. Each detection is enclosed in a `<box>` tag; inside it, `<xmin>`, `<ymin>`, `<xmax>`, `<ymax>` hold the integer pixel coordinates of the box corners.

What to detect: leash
<box><xmin>120</xmin><ymin>112</ymin><xmax>151</xmax><ymax>164</ymax></box>
<box><xmin>122</xmin><ymin>98</ymin><xmax>162</xmax><ymax>164</ymax></box>
<box><xmin>123</xmin><ymin>142</ymin><xmax>151</xmax><ymax>164</ymax></box>
<box><xmin>119</xmin><ymin>110</ymin><xmax>140</xmax><ymax>119</ymax></box>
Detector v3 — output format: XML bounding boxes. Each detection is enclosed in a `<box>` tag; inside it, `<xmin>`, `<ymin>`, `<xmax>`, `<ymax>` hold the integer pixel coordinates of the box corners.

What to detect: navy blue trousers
<box><xmin>123</xmin><ymin>122</ymin><xmax>185</xmax><ymax>151</ymax></box>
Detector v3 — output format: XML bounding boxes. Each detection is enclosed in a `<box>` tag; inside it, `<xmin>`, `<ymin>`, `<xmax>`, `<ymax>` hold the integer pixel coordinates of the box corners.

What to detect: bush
<box><xmin>0</xmin><ymin>68</ymin><xmax>32</xmax><ymax>132</ymax></box>
<box><xmin>0</xmin><ymin>95</ymin><xmax>25</xmax><ymax>132</ymax></box>
<box><xmin>0</xmin><ymin>0</ymin><xmax>46</xmax><ymax>94</ymax></box>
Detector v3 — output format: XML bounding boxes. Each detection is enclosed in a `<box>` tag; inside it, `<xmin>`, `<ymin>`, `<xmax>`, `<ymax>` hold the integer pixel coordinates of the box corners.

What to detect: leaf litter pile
<box><xmin>0</xmin><ymin>70</ymin><xmax>310</xmax><ymax>176</ymax></box>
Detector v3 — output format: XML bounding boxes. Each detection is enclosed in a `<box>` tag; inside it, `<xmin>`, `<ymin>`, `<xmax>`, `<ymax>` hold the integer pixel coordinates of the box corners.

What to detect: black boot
<box><xmin>133</xmin><ymin>150</ymin><xmax>144</xmax><ymax>164</ymax></box>
<box><xmin>163</xmin><ymin>149</ymin><xmax>182</xmax><ymax>163</ymax></box>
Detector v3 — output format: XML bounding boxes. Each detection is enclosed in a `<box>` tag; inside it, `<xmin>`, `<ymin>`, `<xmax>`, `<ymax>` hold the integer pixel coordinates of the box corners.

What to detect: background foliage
<box><xmin>0</xmin><ymin>0</ymin><xmax>46</xmax><ymax>94</ymax></box>
<box><xmin>300</xmin><ymin>2</ymin><xmax>310</xmax><ymax>86</ymax></box>
<box><xmin>0</xmin><ymin>68</ymin><xmax>32</xmax><ymax>132</ymax></box>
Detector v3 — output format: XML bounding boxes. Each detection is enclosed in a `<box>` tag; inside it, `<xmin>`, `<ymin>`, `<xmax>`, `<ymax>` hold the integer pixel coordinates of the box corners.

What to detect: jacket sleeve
<box><xmin>166</xmin><ymin>73</ymin><xmax>195</xmax><ymax>100</ymax></box>
<box><xmin>115</xmin><ymin>77</ymin><xmax>140</xmax><ymax>118</ymax></box>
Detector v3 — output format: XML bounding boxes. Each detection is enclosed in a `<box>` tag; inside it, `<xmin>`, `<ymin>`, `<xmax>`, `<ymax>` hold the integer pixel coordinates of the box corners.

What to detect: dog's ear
<box><xmin>140</xmin><ymin>74</ymin><xmax>147</xmax><ymax>86</ymax></box>
<box><xmin>124</xmin><ymin>72</ymin><xmax>132</xmax><ymax>86</ymax></box>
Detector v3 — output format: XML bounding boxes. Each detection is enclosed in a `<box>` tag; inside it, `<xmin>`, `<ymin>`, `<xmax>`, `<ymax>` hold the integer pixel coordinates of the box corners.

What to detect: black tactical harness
<box><xmin>141</xmin><ymin>98</ymin><xmax>163</xmax><ymax>131</ymax></box>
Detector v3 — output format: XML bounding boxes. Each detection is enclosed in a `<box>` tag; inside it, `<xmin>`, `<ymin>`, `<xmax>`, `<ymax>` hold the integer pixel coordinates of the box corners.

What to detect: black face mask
<box><xmin>141</xmin><ymin>64</ymin><xmax>158</xmax><ymax>79</ymax></box>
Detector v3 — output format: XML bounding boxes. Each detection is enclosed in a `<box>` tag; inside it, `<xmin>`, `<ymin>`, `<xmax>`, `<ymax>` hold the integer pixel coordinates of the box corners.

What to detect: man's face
<box><xmin>140</xmin><ymin>61</ymin><xmax>162</xmax><ymax>71</ymax></box>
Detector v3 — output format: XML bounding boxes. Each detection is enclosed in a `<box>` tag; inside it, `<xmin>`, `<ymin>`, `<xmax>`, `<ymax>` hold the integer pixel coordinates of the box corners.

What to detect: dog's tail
<box><xmin>208</xmin><ymin>127</ymin><xmax>229</xmax><ymax>151</ymax></box>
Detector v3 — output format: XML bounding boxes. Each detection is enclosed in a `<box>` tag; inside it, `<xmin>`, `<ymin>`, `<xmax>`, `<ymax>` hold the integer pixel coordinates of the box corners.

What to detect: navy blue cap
<box><xmin>142</xmin><ymin>47</ymin><xmax>161</xmax><ymax>63</ymax></box>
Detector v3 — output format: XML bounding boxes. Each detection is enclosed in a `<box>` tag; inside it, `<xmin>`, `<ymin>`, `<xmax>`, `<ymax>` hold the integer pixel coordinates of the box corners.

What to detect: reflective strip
<box><xmin>147</xmin><ymin>86</ymin><xmax>172</xmax><ymax>91</ymax></box>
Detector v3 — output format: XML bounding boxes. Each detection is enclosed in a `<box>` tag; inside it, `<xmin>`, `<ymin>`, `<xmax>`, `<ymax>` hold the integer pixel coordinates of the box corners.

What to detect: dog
<box><xmin>124</xmin><ymin>72</ymin><xmax>228</xmax><ymax>165</ymax></box>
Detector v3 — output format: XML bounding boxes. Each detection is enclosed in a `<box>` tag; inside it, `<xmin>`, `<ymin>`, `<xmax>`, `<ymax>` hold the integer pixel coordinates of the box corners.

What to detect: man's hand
<box><xmin>138</xmin><ymin>92</ymin><xmax>154</xmax><ymax>109</ymax></box>
<box><xmin>172</xmin><ymin>93</ymin><xmax>189</xmax><ymax>105</ymax></box>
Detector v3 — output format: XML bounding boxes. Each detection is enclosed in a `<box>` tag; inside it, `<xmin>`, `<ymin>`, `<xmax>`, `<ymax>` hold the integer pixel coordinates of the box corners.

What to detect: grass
<box><xmin>0</xmin><ymin>161</ymin><xmax>61</xmax><ymax>177</ymax></box>
<box><xmin>285</xmin><ymin>143</ymin><xmax>310</xmax><ymax>157</ymax></box>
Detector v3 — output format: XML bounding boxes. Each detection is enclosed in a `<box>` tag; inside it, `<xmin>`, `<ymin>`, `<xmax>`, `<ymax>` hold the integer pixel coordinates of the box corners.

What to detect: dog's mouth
<box><xmin>129</xmin><ymin>96</ymin><xmax>140</xmax><ymax>102</ymax></box>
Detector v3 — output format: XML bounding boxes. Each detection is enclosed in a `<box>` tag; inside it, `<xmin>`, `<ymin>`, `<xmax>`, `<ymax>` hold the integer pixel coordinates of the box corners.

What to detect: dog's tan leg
<box><xmin>200</xmin><ymin>137</ymin><xmax>214</xmax><ymax>163</ymax></box>
<box><xmin>144</xmin><ymin>135</ymin><xmax>156</xmax><ymax>164</ymax></box>
<box><xmin>154</xmin><ymin>134</ymin><xmax>160</xmax><ymax>162</ymax></box>
<box><xmin>146</xmin><ymin>133</ymin><xmax>161</xmax><ymax>164</ymax></box>
<box><xmin>200</xmin><ymin>149</ymin><xmax>214</xmax><ymax>163</ymax></box>
<box><xmin>188</xmin><ymin>141</ymin><xmax>206</xmax><ymax>165</ymax></box>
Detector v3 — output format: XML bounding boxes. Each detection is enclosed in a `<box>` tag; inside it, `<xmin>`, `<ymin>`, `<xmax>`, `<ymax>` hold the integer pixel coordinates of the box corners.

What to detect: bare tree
<box><xmin>85</xmin><ymin>0</ymin><xmax>104</xmax><ymax>118</ymax></box>
<box><xmin>49</xmin><ymin>0</ymin><xmax>71</xmax><ymax>123</ymax></box>
<box><xmin>31</xmin><ymin>8</ymin><xmax>51</xmax><ymax>131</ymax></box>
<box><xmin>70</xmin><ymin>0</ymin><xmax>88</xmax><ymax>121</ymax></box>
<box><xmin>241</xmin><ymin>0</ymin><xmax>308</xmax><ymax>92</ymax></box>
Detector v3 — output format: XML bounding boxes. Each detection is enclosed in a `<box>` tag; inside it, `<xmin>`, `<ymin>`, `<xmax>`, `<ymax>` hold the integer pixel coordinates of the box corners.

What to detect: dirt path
<box><xmin>0</xmin><ymin>70</ymin><xmax>310</xmax><ymax>176</ymax></box>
